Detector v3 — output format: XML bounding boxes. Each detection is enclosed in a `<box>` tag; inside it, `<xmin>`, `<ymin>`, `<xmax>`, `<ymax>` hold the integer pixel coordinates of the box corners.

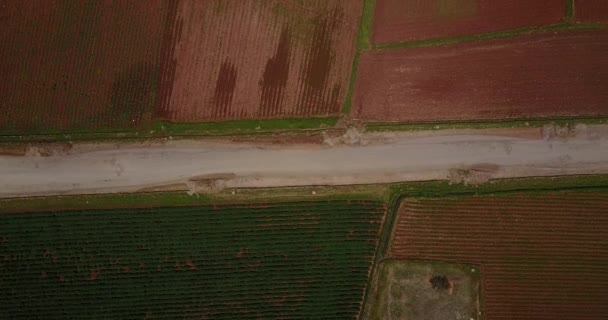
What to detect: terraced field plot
<box><xmin>389</xmin><ymin>192</ymin><xmax>608</xmax><ymax>320</ymax></box>
<box><xmin>0</xmin><ymin>200</ymin><xmax>386</xmax><ymax>319</ymax></box>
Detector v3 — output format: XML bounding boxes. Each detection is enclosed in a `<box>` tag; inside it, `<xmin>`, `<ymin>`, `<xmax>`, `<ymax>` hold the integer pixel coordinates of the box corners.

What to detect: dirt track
<box><xmin>2</xmin><ymin>125</ymin><xmax>608</xmax><ymax>198</ymax></box>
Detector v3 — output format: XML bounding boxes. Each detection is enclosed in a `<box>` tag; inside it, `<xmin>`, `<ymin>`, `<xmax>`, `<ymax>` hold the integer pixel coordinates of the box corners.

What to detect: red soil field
<box><xmin>576</xmin><ymin>0</ymin><xmax>608</xmax><ymax>22</ymax></box>
<box><xmin>389</xmin><ymin>193</ymin><xmax>608</xmax><ymax>320</ymax></box>
<box><xmin>353</xmin><ymin>30</ymin><xmax>608</xmax><ymax>123</ymax></box>
<box><xmin>156</xmin><ymin>0</ymin><xmax>361</xmax><ymax>122</ymax></box>
<box><xmin>371</xmin><ymin>0</ymin><xmax>564</xmax><ymax>44</ymax></box>
<box><xmin>0</xmin><ymin>0</ymin><xmax>171</xmax><ymax>133</ymax></box>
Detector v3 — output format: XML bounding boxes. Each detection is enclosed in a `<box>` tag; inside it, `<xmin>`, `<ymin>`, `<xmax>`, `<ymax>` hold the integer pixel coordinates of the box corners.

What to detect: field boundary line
<box><xmin>566</xmin><ymin>0</ymin><xmax>575</xmax><ymax>21</ymax></box>
<box><xmin>371</xmin><ymin>22</ymin><xmax>605</xmax><ymax>50</ymax></box>
<box><xmin>365</xmin><ymin>116</ymin><xmax>608</xmax><ymax>132</ymax></box>
<box><xmin>0</xmin><ymin>118</ymin><xmax>338</xmax><ymax>143</ymax></box>
<box><xmin>342</xmin><ymin>0</ymin><xmax>376</xmax><ymax>116</ymax></box>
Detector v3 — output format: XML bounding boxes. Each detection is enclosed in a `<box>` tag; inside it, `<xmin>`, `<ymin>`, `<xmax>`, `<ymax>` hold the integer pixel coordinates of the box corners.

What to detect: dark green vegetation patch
<box><xmin>0</xmin><ymin>200</ymin><xmax>386</xmax><ymax>319</ymax></box>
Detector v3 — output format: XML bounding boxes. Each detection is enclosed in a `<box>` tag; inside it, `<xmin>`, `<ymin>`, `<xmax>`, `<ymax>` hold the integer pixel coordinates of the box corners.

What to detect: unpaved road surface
<box><xmin>2</xmin><ymin>125</ymin><xmax>608</xmax><ymax>198</ymax></box>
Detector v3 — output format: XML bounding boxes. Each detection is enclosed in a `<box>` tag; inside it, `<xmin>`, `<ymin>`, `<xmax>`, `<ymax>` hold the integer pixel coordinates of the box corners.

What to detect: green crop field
<box><xmin>0</xmin><ymin>200</ymin><xmax>385</xmax><ymax>319</ymax></box>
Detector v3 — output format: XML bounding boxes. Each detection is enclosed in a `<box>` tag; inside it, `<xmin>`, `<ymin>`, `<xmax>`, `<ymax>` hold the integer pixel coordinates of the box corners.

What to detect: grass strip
<box><xmin>342</xmin><ymin>0</ymin><xmax>376</xmax><ymax>115</ymax></box>
<box><xmin>366</xmin><ymin>116</ymin><xmax>608</xmax><ymax>132</ymax></box>
<box><xmin>373</xmin><ymin>22</ymin><xmax>605</xmax><ymax>50</ymax></box>
<box><xmin>0</xmin><ymin>117</ymin><xmax>338</xmax><ymax>143</ymax></box>
<box><xmin>566</xmin><ymin>0</ymin><xmax>575</xmax><ymax>21</ymax></box>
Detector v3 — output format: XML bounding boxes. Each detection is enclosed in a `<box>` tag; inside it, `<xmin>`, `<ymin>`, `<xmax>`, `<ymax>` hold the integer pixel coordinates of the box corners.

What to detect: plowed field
<box><xmin>353</xmin><ymin>30</ymin><xmax>608</xmax><ymax>122</ymax></box>
<box><xmin>372</xmin><ymin>0</ymin><xmax>564</xmax><ymax>44</ymax></box>
<box><xmin>0</xmin><ymin>200</ymin><xmax>385</xmax><ymax>319</ymax></box>
<box><xmin>576</xmin><ymin>0</ymin><xmax>608</xmax><ymax>22</ymax></box>
<box><xmin>390</xmin><ymin>193</ymin><xmax>608</xmax><ymax>319</ymax></box>
<box><xmin>1</xmin><ymin>1</ymin><xmax>359</xmax><ymax>134</ymax></box>
<box><xmin>0</xmin><ymin>0</ymin><xmax>171</xmax><ymax>133</ymax></box>
<box><xmin>156</xmin><ymin>0</ymin><xmax>361</xmax><ymax>121</ymax></box>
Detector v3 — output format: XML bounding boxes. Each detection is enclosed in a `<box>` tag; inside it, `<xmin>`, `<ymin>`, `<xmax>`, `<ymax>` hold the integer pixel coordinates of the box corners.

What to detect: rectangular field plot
<box><xmin>156</xmin><ymin>0</ymin><xmax>361</xmax><ymax>121</ymax></box>
<box><xmin>389</xmin><ymin>192</ymin><xmax>608</xmax><ymax>320</ymax></box>
<box><xmin>372</xmin><ymin>0</ymin><xmax>564</xmax><ymax>44</ymax></box>
<box><xmin>0</xmin><ymin>0</ymin><xmax>171</xmax><ymax>133</ymax></box>
<box><xmin>353</xmin><ymin>29</ymin><xmax>608</xmax><ymax>123</ymax></box>
<box><xmin>0</xmin><ymin>200</ymin><xmax>385</xmax><ymax>319</ymax></box>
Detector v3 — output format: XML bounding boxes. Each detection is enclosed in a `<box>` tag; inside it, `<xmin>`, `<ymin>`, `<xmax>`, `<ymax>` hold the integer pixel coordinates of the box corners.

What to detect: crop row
<box><xmin>0</xmin><ymin>200</ymin><xmax>385</xmax><ymax>319</ymax></box>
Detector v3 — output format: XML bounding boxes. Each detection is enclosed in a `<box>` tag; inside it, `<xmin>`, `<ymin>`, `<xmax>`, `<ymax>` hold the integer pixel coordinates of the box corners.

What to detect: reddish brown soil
<box><xmin>353</xmin><ymin>30</ymin><xmax>608</xmax><ymax>122</ymax></box>
<box><xmin>576</xmin><ymin>0</ymin><xmax>608</xmax><ymax>22</ymax></box>
<box><xmin>390</xmin><ymin>193</ymin><xmax>608</xmax><ymax>320</ymax></box>
<box><xmin>156</xmin><ymin>0</ymin><xmax>361</xmax><ymax>122</ymax></box>
<box><xmin>372</xmin><ymin>0</ymin><xmax>564</xmax><ymax>44</ymax></box>
<box><xmin>0</xmin><ymin>1</ymin><xmax>171</xmax><ymax>133</ymax></box>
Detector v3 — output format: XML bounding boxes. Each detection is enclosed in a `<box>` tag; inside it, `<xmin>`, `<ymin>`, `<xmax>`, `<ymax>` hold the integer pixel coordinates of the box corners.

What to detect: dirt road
<box><xmin>2</xmin><ymin>125</ymin><xmax>608</xmax><ymax>198</ymax></box>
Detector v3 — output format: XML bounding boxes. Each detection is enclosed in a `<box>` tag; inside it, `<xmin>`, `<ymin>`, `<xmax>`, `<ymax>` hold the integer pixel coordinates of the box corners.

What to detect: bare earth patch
<box><xmin>368</xmin><ymin>259</ymin><xmax>480</xmax><ymax>320</ymax></box>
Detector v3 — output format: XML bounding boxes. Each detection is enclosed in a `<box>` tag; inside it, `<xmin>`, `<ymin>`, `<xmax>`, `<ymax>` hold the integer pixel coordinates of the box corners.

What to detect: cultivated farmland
<box><xmin>353</xmin><ymin>30</ymin><xmax>608</xmax><ymax>123</ymax></box>
<box><xmin>0</xmin><ymin>200</ymin><xmax>386</xmax><ymax>319</ymax></box>
<box><xmin>389</xmin><ymin>192</ymin><xmax>608</xmax><ymax>320</ymax></box>
<box><xmin>1</xmin><ymin>0</ymin><xmax>360</xmax><ymax>136</ymax></box>
<box><xmin>576</xmin><ymin>0</ymin><xmax>608</xmax><ymax>22</ymax></box>
<box><xmin>0</xmin><ymin>0</ymin><xmax>171</xmax><ymax>133</ymax></box>
<box><xmin>157</xmin><ymin>0</ymin><xmax>362</xmax><ymax>121</ymax></box>
<box><xmin>371</xmin><ymin>0</ymin><xmax>564</xmax><ymax>44</ymax></box>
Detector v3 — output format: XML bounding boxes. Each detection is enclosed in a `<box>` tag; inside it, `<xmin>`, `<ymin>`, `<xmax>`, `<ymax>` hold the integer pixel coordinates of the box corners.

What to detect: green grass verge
<box><xmin>342</xmin><ymin>0</ymin><xmax>377</xmax><ymax>115</ymax></box>
<box><xmin>357</xmin><ymin>0</ymin><xmax>377</xmax><ymax>51</ymax></box>
<box><xmin>365</xmin><ymin>116</ymin><xmax>608</xmax><ymax>132</ymax></box>
<box><xmin>3</xmin><ymin>175</ymin><xmax>608</xmax><ymax>214</ymax></box>
<box><xmin>372</xmin><ymin>22</ymin><xmax>605</xmax><ymax>50</ymax></box>
<box><xmin>152</xmin><ymin>118</ymin><xmax>337</xmax><ymax>136</ymax></box>
<box><xmin>0</xmin><ymin>118</ymin><xmax>338</xmax><ymax>143</ymax></box>
<box><xmin>0</xmin><ymin>185</ymin><xmax>388</xmax><ymax>214</ymax></box>
<box><xmin>342</xmin><ymin>52</ymin><xmax>361</xmax><ymax>116</ymax></box>
<box><xmin>566</xmin><ymin>0</ymin><xmax>575</xmax><ymax>21</ymax></box>
<box><xmin>387</xmin><ymin>175</ymin><xmax>608</xmax><ymax>199</ymax></box>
